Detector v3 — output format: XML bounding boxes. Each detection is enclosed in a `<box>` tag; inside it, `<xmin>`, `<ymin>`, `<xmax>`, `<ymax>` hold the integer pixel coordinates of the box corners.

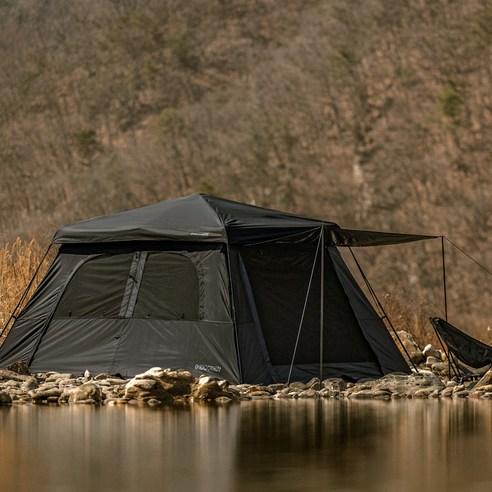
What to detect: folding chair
<box><xmin>429</xmin><ymin>317</ymin><xmax>492</xmax><ymax>381</ymax></box>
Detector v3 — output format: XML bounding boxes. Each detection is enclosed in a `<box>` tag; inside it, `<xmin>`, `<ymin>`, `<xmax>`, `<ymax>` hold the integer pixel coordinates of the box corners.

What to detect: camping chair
<box><xmin>429</xmin><ymin>317</ymin><xmax>492</xmax><ymax>381</ymax></box>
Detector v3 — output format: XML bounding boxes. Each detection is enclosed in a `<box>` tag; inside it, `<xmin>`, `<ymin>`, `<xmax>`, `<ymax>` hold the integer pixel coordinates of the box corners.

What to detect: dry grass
<box><xmin>382</xmin><ymin>293</ymin><xmax>439</xmax><ymax>348</ymax></box>
<box><xmin>0</xmin><ymin>238</ymin><xmax>53</xmax><ymax>346</ymax></box>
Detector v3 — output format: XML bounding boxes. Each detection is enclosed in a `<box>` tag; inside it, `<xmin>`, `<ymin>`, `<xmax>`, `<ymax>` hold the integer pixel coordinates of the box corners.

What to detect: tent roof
<box><xmin>53</xmin><ymin>194</ymin><xmax>437</xmax><ymax>246</ymax></box>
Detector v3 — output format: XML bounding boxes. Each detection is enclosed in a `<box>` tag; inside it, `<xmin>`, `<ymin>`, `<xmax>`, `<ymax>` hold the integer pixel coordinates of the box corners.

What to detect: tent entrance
<box><xmin>239</xmin><ymin>242</ymin><xmax>381</xmax><ymax>380</ymax></box>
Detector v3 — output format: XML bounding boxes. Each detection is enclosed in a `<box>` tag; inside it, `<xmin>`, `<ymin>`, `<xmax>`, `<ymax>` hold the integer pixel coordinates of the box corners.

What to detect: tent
<box><xmin>0</xmin><ymin>194</ymin><xmax>436</xmax><ymax>383</ymax></box>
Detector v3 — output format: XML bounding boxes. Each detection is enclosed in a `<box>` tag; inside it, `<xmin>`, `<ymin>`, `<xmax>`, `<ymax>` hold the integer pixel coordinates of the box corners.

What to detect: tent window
<box><xmin>132</xmin><ymin>252</ymin><xmax>200</xmax><ymax>320</ymax></box>
<box><xmin>54</xmin><ymin>254</ymin><xmax>134</xmax><ymax>319</ymax></box>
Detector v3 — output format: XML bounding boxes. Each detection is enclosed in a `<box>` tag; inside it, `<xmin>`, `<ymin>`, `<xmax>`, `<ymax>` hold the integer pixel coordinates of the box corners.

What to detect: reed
<box><xmin>0</xmin><ymin>238</ymin><xmax>52</xmax><ymax>345</ymax></box>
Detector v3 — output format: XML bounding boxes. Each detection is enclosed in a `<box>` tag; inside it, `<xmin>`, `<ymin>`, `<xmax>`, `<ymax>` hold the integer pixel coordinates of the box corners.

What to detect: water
<box><xmin>0</xmin><ymin>400</ymin><xmax>491</xmax><ymax>492</ymax></box>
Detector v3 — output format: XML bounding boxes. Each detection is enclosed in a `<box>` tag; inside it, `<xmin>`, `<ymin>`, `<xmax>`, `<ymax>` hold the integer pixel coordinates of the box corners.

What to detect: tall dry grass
<box><xmin>0</xmin><ymin>238</ymin><xmax>53</xmax><ymax>346</ymax></box>
<box><xmin>382</xmin><ymin>293</ymin><xmax>439</xmax><ymax>347</ymax></box>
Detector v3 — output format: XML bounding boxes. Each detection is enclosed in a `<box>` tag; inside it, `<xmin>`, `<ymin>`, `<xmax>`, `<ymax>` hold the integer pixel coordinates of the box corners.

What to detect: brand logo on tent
<box><xmin>190</xmin><ymin>232</ymin><xmax>210</xmax><ymax>236</ymax></box>
<box><xmin>194</xmin><ymin>364</ymin><xmax>222</xmax><ymax>373</ymax></box>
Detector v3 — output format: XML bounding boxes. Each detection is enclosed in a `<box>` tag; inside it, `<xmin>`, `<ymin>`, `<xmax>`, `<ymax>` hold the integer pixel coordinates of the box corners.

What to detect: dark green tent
<box><xmin>0</xmin><ymin>194</ymin><xmax>435</xmax><ymax>383</ymax></box>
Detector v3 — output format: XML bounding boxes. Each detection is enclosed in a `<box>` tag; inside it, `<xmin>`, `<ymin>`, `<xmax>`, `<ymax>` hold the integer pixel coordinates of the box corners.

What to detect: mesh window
<box><xmin>133</xmin><ymin>252</ymin><xmax>200</xmax><ymax>320</ymax></box>
<box><xmin>54</xmin><ymin>254</ymin><xmax>134</xmax><ymax>318</ymax></box>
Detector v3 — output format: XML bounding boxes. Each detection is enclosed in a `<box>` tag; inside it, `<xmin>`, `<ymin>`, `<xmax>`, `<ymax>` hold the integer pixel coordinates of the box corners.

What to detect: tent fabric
<box><xmin>53</xmin><ymin>194</ymin><xmax>435</xmax><ymax>247</ymax></box>
<box><xmin>0</xmin><ymin>194</ymin><xmax>421</xmax><ymax>383</ymax></box>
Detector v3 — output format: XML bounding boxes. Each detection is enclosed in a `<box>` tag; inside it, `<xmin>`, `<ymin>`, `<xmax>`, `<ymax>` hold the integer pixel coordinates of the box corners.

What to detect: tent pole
<box><xmin>441</xmin><ymin>236</ymin><xmax>448</xmax><ymax>322</ymax></box>
<box><xmin>319</xmin><ymin>225</ymin><xmax>324</xmax><ymax>384</ymax></box>
<box><xmin>225</xmin><ymin>244</ymin><xmax>243</xmax><ymax>384</ymax></box>
<box><xmin>287</xmin><ymin>229</ymin><xmax>322</xmax><ymax>384</ymax></box>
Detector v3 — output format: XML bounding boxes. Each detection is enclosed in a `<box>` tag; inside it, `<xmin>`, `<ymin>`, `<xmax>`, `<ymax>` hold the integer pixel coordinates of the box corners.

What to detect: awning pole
<box><xmin>441</xmin><ymin>236</ymin><xmax>448</xmax><ymax>321</ymax></box>
<box><xmin>319</xmin><ymin>225</ymin><xmax>324</xmax><ymax>383</ymax></box>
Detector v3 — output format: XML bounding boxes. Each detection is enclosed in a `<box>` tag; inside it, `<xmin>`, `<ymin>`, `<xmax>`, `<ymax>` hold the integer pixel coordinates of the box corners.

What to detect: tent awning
<box><xmin>330</xmin><ymin>228</ymin><xmax>438</xmax><ymax>247</ymax></box>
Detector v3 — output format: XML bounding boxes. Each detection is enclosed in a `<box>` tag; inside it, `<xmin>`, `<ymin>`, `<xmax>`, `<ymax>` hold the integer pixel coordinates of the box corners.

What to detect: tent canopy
<box><xmin>54</xmin><ymin>194</ymin><xmax>436</xmax><ymax>246</ymax></box>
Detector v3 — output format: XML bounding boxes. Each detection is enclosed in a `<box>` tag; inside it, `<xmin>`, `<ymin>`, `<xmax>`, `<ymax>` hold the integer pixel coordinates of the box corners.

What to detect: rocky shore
<box><xmin>0</xmin><ymin>364</ymin><xmax>491</xmax><ymax>406</ymax></box>
<box><xmin>0</xmin><ymin>333</ymin><xmax>491</xmax><ymax>405</ymax></box>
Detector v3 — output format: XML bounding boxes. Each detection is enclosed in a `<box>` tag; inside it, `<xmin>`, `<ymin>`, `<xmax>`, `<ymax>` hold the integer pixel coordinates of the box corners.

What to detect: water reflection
<box><xmin>0</xmin><ymin>400</ymin><xmax>490</xmax><ymax>492</ymax></box>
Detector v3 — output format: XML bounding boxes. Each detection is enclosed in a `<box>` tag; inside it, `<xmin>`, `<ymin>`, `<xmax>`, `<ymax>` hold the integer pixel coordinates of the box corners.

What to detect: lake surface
<box><xmin>0</xmin><ymin>399</ymin><xmax>491</xmax><ymax>492</ymax></box>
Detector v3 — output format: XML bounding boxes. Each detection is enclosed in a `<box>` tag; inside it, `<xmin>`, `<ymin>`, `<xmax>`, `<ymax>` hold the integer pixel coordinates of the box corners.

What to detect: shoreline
<box><xmin>1</xmin><ymin>364</ymin><xmax>491</xmax><ymax>406</ymax></box>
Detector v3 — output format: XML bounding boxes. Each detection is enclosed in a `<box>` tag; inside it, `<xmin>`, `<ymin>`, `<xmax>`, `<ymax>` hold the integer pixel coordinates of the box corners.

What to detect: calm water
<box><xmin>0</xmin><ymin>400</ymin><xmax>491</xmax><ymax>492</ymax></box>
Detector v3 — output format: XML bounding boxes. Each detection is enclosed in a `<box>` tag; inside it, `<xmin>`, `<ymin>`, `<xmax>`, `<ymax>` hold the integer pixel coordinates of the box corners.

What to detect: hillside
<box><xmin>0</xmin><ymin>0</ymin><xmax>490</xmax><ymax>336</ymax></box>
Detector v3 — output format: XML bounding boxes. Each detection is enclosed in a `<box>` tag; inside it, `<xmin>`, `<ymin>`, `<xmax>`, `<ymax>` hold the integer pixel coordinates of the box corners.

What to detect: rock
<box><xmin>322</xmin><ymin>378</ymin><xmax>347</xmax><ymax>397</ymax></box>
<box><xmin>136</xmin><ymin>367</ymin><xmax>194</xmax><ymax>396</ymax></box>
<box><xmin>425</xmin><ymin>356</ymin><xmax>441</xmax><ymax>366</ymax></box>
<box><xmin>5</xmin><ymin>361</ymin><xmax>31</xmax><ymax>375</ymax></box>
<box><xmin>0</xmin><ymin>391</ymin><xmax>12</xmax><ymax>404</ymax></box>
<box><xmin>69</xmin><ymin>383</ymin><xmax>102</xmax><ymax>404</ymax></box>
<box><xmin>430</xmin><ymin>362</ymin><xmax>451</xmax><ymax>376</ymax></box>
<box><xmin>94</xmin><ymin>373</ymin><xmax>112</xmax><ymax>380</ymax></box>
<box><xmin>273</xmin><ymin>392</ymin><xmax>291</xmax><ymax>399</ymax></box>
<box><xmin>396</xmin><ymin>330</ymin><xmax>425</xmax><ymax>364</ymax></box>
<box><xmin>20</xmin><ymin>377</ymin><xmax>39</xmax><ymax>392</ymax></box>
<box><xmin>191</xmin><ymin>376</ymin><xmax>237</xmax><ymax>401</ymax></box>
<box><xmin>469</xmin><ymin>368</ymin><xmax>492</xmax><ymax>398</ymax></box>
<box><xmin>104</xmin><ymin>398</ymin><xmax>130</xmax><ymax>405</ymax></box>
<box><xmin>318</xmin><ymin>388</ymin><xmax>336</xmax><ymax>398</ymax></box>
<box><xmin>267</xmin><ymin>383</ymin><xmax>287</xmax><ymax>392</ymax></box>
<box><xmin>289</xmin><ymin>381</ymin><xmax>308</xmax><ymax>391</ymax></box>
<box><xmin>279</xmin><ymin>387</ymin><xmax>292</xmax><ymax>395</ymax></box>
<box><xmin>45</xmin><ymin>373</ymin><xmax>75</xmax><ymax>383</ymax></box>
<box><xmin>215</xmin><ymin>396</ymin><xmax>233</xmax><ymax>403</ymax></box>
<box><xmin>473</xmin><ymin>368</ymin><xmax>492</xmax><ymax>388</ymax></box>
<box><xmin>30</xmin><ymin>388</ymin><xmax>63</xmax><ymax>403</ymax></box>
<box><xmin>441</xmin><ymin>387</ymin><xmax>454</xmax><ymax>398</ymax></box>
<box><xmin>452</xmin><ymin>390</ymin><xmax>469</xmax><ymax>398</ymax></box>
<box><xmin>298</xmin><ymin>389</ymin><xmax>320</xmax><ymax>399</ymax></box>
<box><xmin>146</xmin><ymin>398</ymin><xmax>162</xmax><ymax>406</ymax></box>
<box><xmin>349</xmin><ymin>390</ymin><xmax>391</xmax><ymax>400</ymax></box>
<box><xmin>414</xmin><ymin>388</ymin><xmax>435</xmax><ymax>398</ymax></box>
<box><xmin>0</xmin><ymin>369</ymin><xmax>33</xmax><ymax>382</ymax></box>
<box><xmin>246</xmin><ymin>385</ymin><xmax>271</xmax><ymax>394</ymax></box>
<box><xmin>124</xmin><ymin>377</ymin><xmax>173</xmax><ymax>403</ymax></box>
<box><xmin>306</xmin><ymin>378</ymin><xmax>321</xmax><ymax>390</ymax></box>
<box><xmin>423</xmin><ymin>344</ymin><xmax>441</xmax><ymax>360</ymax></box>
<box><xmin>369</xmin><ymin>371</ymin><xmax>444</xmax><ymax>398</ymax></box>
<box><xmin>452</xmin><ymin>384</ymin><xmax>465</xmax><ymax>394</ymax></box>
<box><xmin>249</xmin><ymin>391</ymin><xmax>271</xmax><ymax>397</ymax></box>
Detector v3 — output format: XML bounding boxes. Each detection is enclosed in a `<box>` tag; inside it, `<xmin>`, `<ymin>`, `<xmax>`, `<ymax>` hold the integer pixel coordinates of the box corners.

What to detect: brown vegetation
<box><xmin>0</xmin><ymin>239</ymin><xmax>53</xmax><ymax>344</ymax></box>
<box><xmin>0</xmin><ymin>1</ymin><xmax>490</xmax><ymax>341</ymax></box>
